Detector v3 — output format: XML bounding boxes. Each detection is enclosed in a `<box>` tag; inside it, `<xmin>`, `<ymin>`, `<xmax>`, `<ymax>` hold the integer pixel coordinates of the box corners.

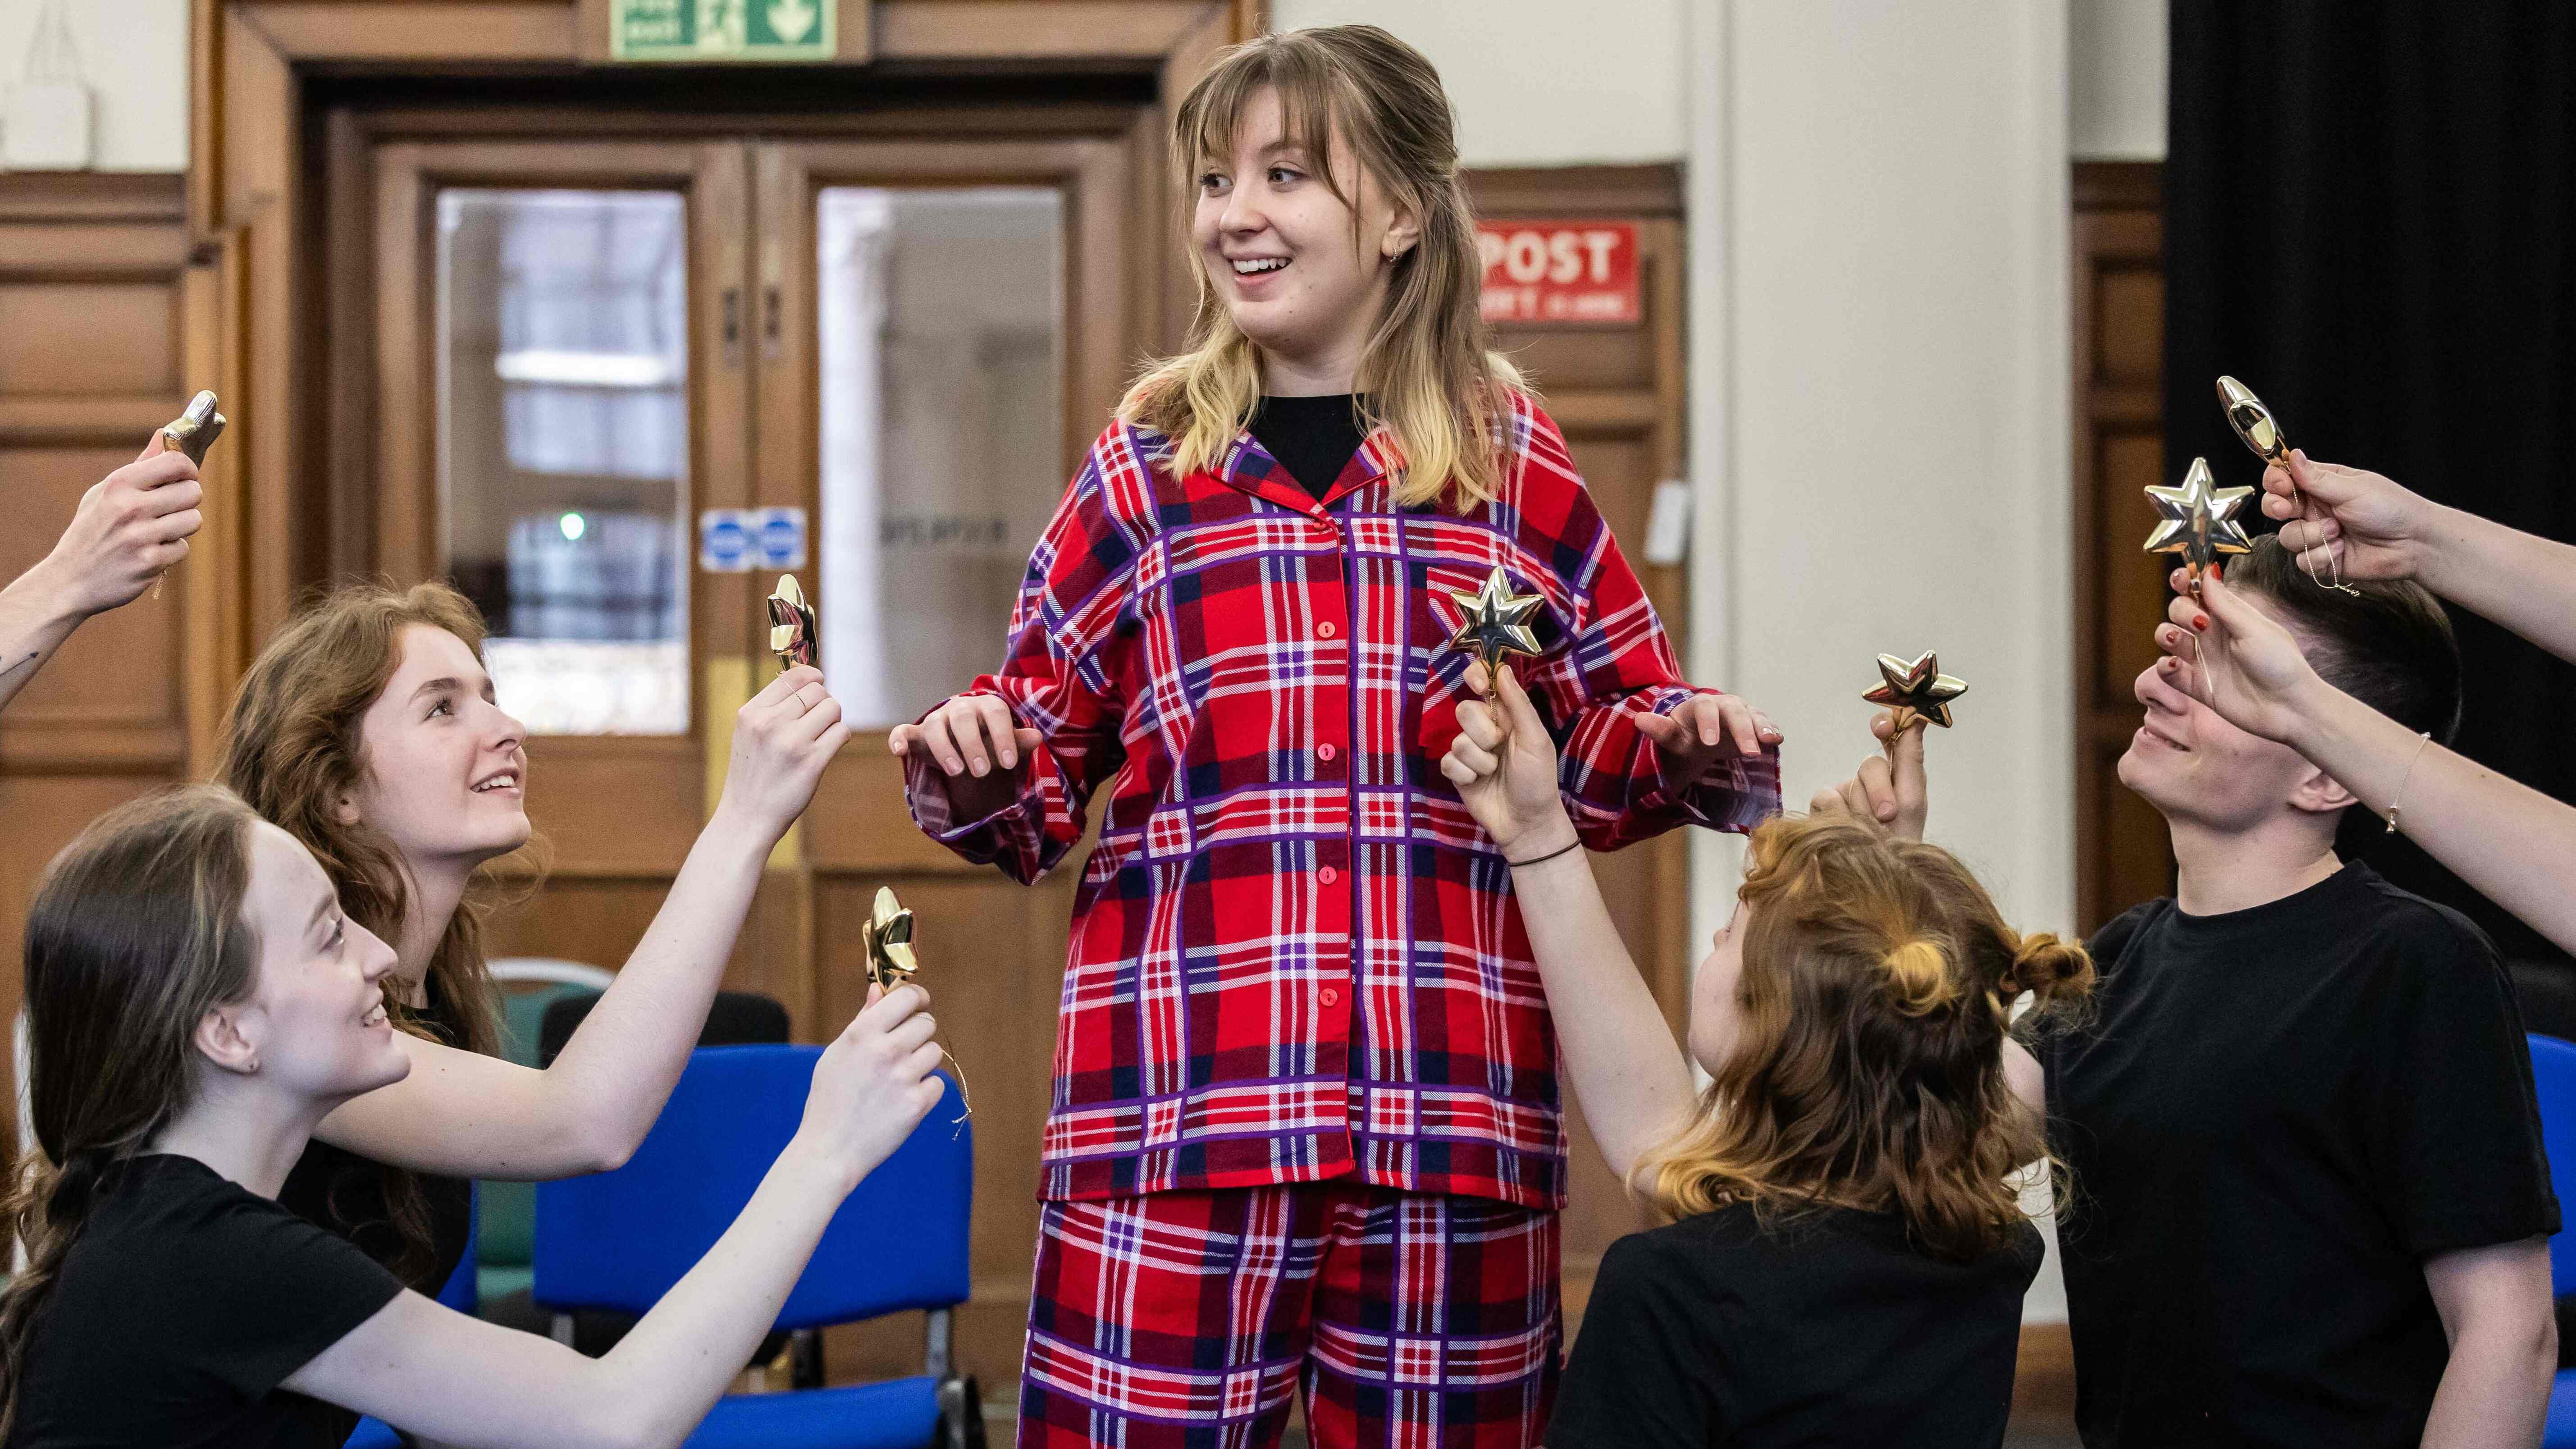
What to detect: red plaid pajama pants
<box><xmin>1016</xmin><ymin>1184</ymin><xmax>1562</xmax><ymax>1449</ymax></box>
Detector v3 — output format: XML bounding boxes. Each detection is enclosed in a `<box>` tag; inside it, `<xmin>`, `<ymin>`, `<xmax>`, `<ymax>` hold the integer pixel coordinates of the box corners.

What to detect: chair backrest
<box><xmin>2526</xmin><ymin>1034</ymin><xmax>2576</xmax><ymax>1294</ymax></box>
<box><xmin>489</xmin><ymin>956</ymin><xmax>618</xmax><ymax>992</ymax></box>
<box><xmin>534</xmin><ymin>1045</ymin><xmax>970</xmax><ymax>1330</ymax></box>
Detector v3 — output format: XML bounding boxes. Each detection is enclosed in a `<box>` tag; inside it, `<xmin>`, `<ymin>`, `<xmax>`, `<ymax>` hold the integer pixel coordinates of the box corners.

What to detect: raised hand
<box><xmin>714</xmin><ymin>663</ymin><xmax>851</xmax><ymax>838</ymax></box>
<box><xmin>2154</xmin><ymin>563</ymin><xmax>2328</xmax><ymax>748</ymax></box>
<box><xmin>796</xmin><ymin>983</ymin><xmax>946</xmax><ymax>1192</ymax></box>
<box><xmin>2260</xmin><ymin>449</ymin><xmax>2437</xmax><ymax>583</ymax></box>
<box><xmin>1441</xmin><ymin>661</ymin><xmax>1579</xmax><ymax>861</ymax></box>
<box><xmin>888</xmin><ymin>692</ymin><xmax>1044</xmax><ymax>822</ymax></box>
<box><xmin>1634</xmin><ymin>688</ymin><xmax>1781</xmax><ymax>787</ymax></box>
<box><xmin>41</xmin><ymin>432</ymin><xmax>204</xmax><ymax>617</ymax></box>
<box><xmin>1807</xmin><ymin>709</ymin><xmax>1928</xmax><ymax>841</ymax></box>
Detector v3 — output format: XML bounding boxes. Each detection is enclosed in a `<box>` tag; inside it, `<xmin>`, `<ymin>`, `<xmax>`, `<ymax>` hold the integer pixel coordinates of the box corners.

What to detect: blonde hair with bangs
<box><xmin>1121</xmin><ymin>25</ymin><xmax>1524</xmax><ymax>512</ymax></box>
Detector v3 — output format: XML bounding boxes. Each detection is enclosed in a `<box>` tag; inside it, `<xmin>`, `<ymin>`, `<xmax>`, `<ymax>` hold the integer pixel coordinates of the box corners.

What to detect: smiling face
<box><xmin>2116</xmin><ymin>595</ymin><xmax>2347</xmax><ymax>834</ymax></box>
<box><xmin>1687</xmin><ymin>901</ymin><xmax>1753</xmax><ymax>1078</ymax></box>
<box><xmin>337</xmin><ymin>624</ymin><xmax>530</xmax><ymax>872</ymax></box>
<box><xmin>228</xmin><ymin>820</ymin><xmax>409</xmax><ymax>1102</ymax></box>
<box><xmin>1192</xmin><ymin>86</ymin><xmax>1419</xmax><ymax>393</ymax></box>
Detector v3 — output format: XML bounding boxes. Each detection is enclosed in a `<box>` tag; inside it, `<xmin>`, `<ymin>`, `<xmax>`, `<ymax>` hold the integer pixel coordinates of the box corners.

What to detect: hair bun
<box><xmin>2004</xmin><ymin>932</ymin><xmax>2095</xmax><ymax>1004</ymax></box>
<box><xmin>1882</xmin><ymin>938</ymin><xmax>1959</xmax><ymax>1016</ymax></box>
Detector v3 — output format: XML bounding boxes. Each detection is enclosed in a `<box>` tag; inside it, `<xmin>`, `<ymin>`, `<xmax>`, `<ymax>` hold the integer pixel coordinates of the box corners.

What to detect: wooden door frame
<box><xmin>188</xmin><ymin>0</ymin><xmax>1258</xmax><ymax>743</ymax></box>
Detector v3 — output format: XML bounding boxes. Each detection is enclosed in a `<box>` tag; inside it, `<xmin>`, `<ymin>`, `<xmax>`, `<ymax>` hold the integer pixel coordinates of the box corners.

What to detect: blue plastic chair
<box><xmin>534</xmin><ymin>1046</ymin><xmax>978</xmax><ymax>1449</ymax></box>
<box><xmin>2528</xmin><ymin>1034</ymin><xmax>2576</xmax><ymax>1447</ymax></box>
<box><xmin>346</xmin><ymin>1188</ymin><xmax>481</xmax><ymax>1449</ymax></box>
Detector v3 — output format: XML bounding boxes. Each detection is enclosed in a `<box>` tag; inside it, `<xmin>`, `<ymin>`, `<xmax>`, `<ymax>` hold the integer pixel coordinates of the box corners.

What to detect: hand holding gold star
<box><xmin>855</xmin><ymin>885</ymin><xmax>973</xmax><ymax>1129</ymax></box>
<box><xmin>1862</xmin><ymin>650</ymin><xmax>1969</xmax><ymax>732</ymax></box>
<box><xmin>1445</xmin><ymin>565</ymin><xmax>1546</xmax><ymax>691</ymax></box>
<box><xmin>2142</xmin><ymin>457</ymin><xmax>2254</xmax><ymax>590</ymax></box>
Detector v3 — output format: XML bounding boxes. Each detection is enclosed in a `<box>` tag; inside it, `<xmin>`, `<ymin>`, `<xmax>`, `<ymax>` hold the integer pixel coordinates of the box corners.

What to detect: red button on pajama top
<box><xmin>904</xmin><ymin>390</ymin><xmax>1781</xmax><ymax>1211</ymax></box>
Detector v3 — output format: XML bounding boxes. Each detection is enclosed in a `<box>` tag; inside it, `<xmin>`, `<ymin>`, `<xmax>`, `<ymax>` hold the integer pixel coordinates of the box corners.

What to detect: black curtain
<box><xmin>2166</xmin><ymin>1</ymin><xmax>2576</xmax><ymax>968</ymax></box>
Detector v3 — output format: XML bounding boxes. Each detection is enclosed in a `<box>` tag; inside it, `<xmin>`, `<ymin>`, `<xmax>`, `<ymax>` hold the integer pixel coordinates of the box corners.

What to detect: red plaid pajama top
<box><xmin>904</xmin><ymin>392</ymin><xmax>1781</xmax><ymax>1211</ymax></box>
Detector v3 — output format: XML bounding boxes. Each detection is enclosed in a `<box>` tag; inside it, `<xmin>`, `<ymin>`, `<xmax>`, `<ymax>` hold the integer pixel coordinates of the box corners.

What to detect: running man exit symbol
<box><xmin>609</xmin><ymin>0</ymin><xmax>843</xmax><ymax>61</ymax></box>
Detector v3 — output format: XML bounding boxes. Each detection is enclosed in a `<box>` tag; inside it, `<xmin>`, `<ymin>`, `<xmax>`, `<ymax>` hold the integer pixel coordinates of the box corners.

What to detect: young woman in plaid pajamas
<box><xmin>895</xmin><ymin>26</ymin><xmax>1780</xmax><ymax>1449</ymax></box>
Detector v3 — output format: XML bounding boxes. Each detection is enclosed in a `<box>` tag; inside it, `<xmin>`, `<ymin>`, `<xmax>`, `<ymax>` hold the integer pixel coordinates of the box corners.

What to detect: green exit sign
<box><xmin>612</xmin><ymin>0</ymin><xmax>836</xmax><ymax>62</ymax></box>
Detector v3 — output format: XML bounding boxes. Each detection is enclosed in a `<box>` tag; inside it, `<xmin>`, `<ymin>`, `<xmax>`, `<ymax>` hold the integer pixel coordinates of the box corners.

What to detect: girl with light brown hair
<box><xmin>893</xmin><ymin>23</ymin><xmax>1781</xmax><ymax>1449</ymax></box>
<box><xmin>216</xmin><ymin>580</ymin><xmax>850</xmax><ymax>1295</ymax></box>
<box><xmin>1443</xmin><ymin>665</ymin><xmax>2092</xmax><ymax>1449</ymax></box>
<box><xmin>0</xmin><ymin>784</ymin><xmax>941</xmax><ymax>1448</ymax></box>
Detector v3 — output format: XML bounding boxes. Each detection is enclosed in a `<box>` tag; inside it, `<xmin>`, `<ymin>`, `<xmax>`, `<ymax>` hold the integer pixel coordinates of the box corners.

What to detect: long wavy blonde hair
<box><xmin>1640</xmin><ymin>815</ymin><xmax>2096</xmax><ymax>1262</ymax></box>
<box><xmin>1121</xmin><ymin>24</ymin><xmax>1525</xmax><ymax>512</ymax></box>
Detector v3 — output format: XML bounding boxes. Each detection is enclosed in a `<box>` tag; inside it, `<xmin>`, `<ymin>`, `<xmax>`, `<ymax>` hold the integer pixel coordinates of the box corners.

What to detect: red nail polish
<box><xmin>2193</xmin><ymin>614</ymin><xmax>2209</xmax><ymax>631</ymax></box>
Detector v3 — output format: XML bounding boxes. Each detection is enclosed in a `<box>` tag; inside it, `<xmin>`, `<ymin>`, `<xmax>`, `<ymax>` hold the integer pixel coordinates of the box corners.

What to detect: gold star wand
<box><xmin>1444</xmin><ymin>565</ymin><xmax>1545</xmax><ymax>695</ymax></box>
<box><xmin>2215</xmin><ymin>376</ymin><xmax>2356</xmax><ymax>595</ymax></box>
<box><xmin>150</xmin><ymin>390</ymin><xmax>224</xmax><ymax>600</ymax></box>
<box><xmin>858</xmin><ymin>887</ymin><xmax>970</xmax><ymax>1130</ymax></box>
<box><xmin>2143</xmin><ymin>457</ymin><xmax>2254</xmax><ymax>593</ymax></box>
<box><xmin>1863</xmin><ymin>650</ymin><xmax>1969</xmax><ymax>733</ymax></box>
<box><xmin>767</xmin><ymin>573</ymin><xmax>818</xmax><ymax>670</ymax></box>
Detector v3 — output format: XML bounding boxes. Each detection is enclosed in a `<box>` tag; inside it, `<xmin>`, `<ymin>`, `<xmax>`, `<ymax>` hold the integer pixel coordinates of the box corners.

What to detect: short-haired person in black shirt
<box><xmin>1831</xmin><ymin>535</ymin><xmax>2561</xmax><ymax>1446</ymax></box>
<box><xmin>0</xmin><ymin>785</ymin><xmax>948</xmax><ymax>1449</ymax></box>
<box><xmin>1439</xmin><ymin>662</ymin><xmax>2095</xmax><ymax>1447</ymax></box>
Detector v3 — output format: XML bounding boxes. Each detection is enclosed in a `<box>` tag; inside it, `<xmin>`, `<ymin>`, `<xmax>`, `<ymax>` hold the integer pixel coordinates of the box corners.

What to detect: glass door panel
<box><xmin>813</xmin><ymin>186</ymin><xmax>1064</xmax><ymax>730</ymax></box>
<box><xmin>437</xmin><ymin>188</ymin><xmax>691</xmax><ymax>735</ymax></box>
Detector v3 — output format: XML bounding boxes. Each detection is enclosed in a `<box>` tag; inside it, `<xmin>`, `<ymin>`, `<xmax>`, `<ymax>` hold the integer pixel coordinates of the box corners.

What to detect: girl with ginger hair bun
<box><xmin>894</xmin><ymin>24</ymin><xmax>1781</xmax><ymax>1449</ymax></box>
<box><xmin>217</xmin><ymin>580</ymin><xmax>851</xmax><ymax>1294</ymax></box>
<box><xmin>1443</xmin><ymin>664</ymin><xmax>2092</xmax><ymax>1449</ymax></box>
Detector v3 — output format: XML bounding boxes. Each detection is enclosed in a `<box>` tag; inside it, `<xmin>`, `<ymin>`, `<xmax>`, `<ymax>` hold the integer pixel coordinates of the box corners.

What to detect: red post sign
<box><xmin>1477</xmin><ymin>220</ymin><xmax>1640</xmax><ymax>325</ymax></box>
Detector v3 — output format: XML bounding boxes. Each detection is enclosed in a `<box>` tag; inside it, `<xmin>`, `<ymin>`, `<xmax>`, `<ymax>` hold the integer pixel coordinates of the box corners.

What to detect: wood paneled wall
<box><xmin>2072</xmin><ymin>160</ymin><xmax>2174</xmax><ymax>933</ymax></box>
<box><xmin>0</xmin><ymin>174</ymin><xmax>208</xmax><ymax>1084</ymax></box>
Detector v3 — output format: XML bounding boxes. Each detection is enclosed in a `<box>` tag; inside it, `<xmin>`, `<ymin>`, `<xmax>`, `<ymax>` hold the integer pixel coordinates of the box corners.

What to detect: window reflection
<box><xmin>817</xmin><ymin>187</ymin><xmax>1063</xmax><ymax>729</ymax></box>
<box><xmin>438</xmin><ymin>189</ymin><xmax>689</xmax><ymax>735</ymax></box>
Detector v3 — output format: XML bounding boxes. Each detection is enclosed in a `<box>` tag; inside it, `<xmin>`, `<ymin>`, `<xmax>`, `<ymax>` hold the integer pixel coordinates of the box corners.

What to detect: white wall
<box><xmin>0</xmin><ymin>0</ymin><xmax>187</xmax><ymax>170</ymax></box>
<box><xmin>1269</xmin><ymin>0</ymin><xmax>1687</xmax><ymax>165</ymax></box>
<box><xmin>2070</xmin><ymin>0</ymin><xmax>2165</xmax><ymax>160</ymax></box>
<box><xmin>1685</xmin><ymin>0</ymin><xmax>2075</xmax><ymax>1319</ymax></box>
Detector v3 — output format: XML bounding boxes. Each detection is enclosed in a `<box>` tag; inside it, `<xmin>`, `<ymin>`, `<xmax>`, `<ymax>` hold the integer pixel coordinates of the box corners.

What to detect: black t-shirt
<box><xmin>277</xmin><ymin>987</ymin><xmax>473</xmax><ymax>1294</ymax></box>
<box><xmin>1247</xmin><ymin>393</ymin><xmax>1367</xmax><ymax>501</ymax></box>
<box><xmin>2042</xmin><ymin>861</ymin><xmax>2560</xmax><ymax>1448</ymax></box>
<box><xmin>1548</xmin><ymin>1203</ymin><xmax>2042</xmax><ymax>1448</ymax></box>
<box><xmin>9</xmin><ymin>1154</ymin><xmax>404</xmax><ymax>1449</ymax></box>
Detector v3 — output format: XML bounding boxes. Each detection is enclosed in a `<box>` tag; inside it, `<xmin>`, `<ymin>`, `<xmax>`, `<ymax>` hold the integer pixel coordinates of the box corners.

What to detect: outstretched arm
<box><xmin>2161</xmin><ymin>563</ymin><xmax>2576</xmax><ymax>958</ymax></box>
<box><xmin>0</xmin><ymin>434</ymin><xmax>201</xmax><ymax>716</ymax></box>
<box><xmin>315</xmin><ymin>666</ymin><xmax>850</xmax><ymax>1179</ymax></box>
<box><xmin>2266</xmin><ymin>449</ymin><xmax>2576</xmax><ymax>664</ymax></box>
<box><xmin>289</xmin><ymin>988</ymin><xmax>946</xmax><ymax>1449</ymax></box>
<box><xmin>1444</xmin><ymin>663</ymin><xmax>1698</xmax><ymax>1188</ymax></box>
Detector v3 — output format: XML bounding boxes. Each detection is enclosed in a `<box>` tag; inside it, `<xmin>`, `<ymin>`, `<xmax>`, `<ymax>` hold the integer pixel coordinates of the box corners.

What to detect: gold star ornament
<box><xmin>1863</xmin><ymin>651</ymin><xmax>1969</xmax><ymax>731</ymax></box>
<box><xmin>853</xmin><ymin>886</ymin><xmax>973</xmax><ymax>1130</ymax></box>
<box><xmin>767</xmin><ymin>573</ymin><xmax>818</xmax><ymax>670</ymax></box>
<box><xmin>2215</xmin><ymin>375</ymin><xmax>2356</xmax><ymax>595</ymax></box>
<box><xmin>1444</xmin><ymin>566</ymin><xmax>1545</xmax><ymax>685</ymax></box>
<box><xmin>2142</xmin><ymin>457</ymin><xmax>2254</xmax><ymax>587</ymax></box>
<box><xmin>856</xmin><ymin>886</ymin><xmax>918</xmax><ymax>993</ymax></box>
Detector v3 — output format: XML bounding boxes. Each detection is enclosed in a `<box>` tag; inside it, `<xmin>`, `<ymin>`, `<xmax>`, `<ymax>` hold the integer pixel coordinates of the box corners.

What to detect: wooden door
<box><xmin>1466</xmin><ymin>165</ymin><xmax>1696</xmax><ymax>1326</ymax></box>
<box><xmin>750</xmin><ymin>134</ymin><xmax>1136</xmax><ymax>1390</ymax></box>
<box><xmin>365</xmin><ymin>138</ymin><xmax>818</xmax><ymax>1004</ymax></box>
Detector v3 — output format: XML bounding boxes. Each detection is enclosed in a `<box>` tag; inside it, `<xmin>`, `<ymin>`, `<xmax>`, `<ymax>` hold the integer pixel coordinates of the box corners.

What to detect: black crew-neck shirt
<box><xmin>1247</xmin><ymin>393</ymin><xmax>1367</xmax><ymax>501</ymax></box>
<box><xmin>1547</xmin><ymin>1202</ymin><xmax>2042</xmax><ymax>1448</ymax></box>
<box><xmin>277</xmin><ymin>984</ymin><xmax>473</xmax><ymax>1294</ymax></box>
<box><xmin>8</xmin><ymin>1153</ymin><xmax>403</xmax><ymax>1449</ymax></box>
<box><xmin>2041</xmin><ymin>861</ymin><xmax>2559</xmax><ymax>1448</ymax></box>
